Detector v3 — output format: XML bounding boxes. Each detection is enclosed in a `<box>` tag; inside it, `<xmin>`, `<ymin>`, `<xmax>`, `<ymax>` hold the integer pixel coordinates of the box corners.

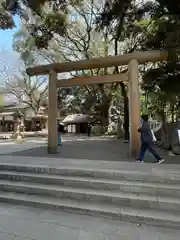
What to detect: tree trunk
<box><xmin>171</xmin><ymin>104</ymin><xmax>175</xmax><ymax>123</ymax></box>
<box><xmin>158</xmin><ymin>107</ymin><xmax>170</xmax><ymax>149</ymax></box>
<box><xmin>114</xmin><ymin>34</ymin><xmax>129</xmax><ymax>141</ymax></box>
<box><xmin>100</xmin><ymin>100</ymin><xmax>110</xmax><ymax>134</ymax></box>
<box><xmin>120</xmin><ymin>82</ymin><xmax>129</xmax><ymax>140</ymax></box>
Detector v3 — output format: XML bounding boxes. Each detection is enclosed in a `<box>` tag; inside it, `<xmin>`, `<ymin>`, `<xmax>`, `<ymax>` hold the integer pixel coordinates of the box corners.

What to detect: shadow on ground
<box><xmin>1</xmin><ymin>137</ymin><xmax>180</xmax><ymax>164</ymax></box>
<box><xmin>2</xmin><ymin>138</ymin><xmax>132</xmax><ymax>162</ymax></box>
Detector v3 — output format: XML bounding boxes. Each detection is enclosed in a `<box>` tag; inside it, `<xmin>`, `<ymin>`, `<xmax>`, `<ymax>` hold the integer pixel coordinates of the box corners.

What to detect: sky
<box><xmin>0</xmin><ymin>16</ymin><xmax>22</xmax><ymax>78</ymax></box>
<box><xmin>0</xmin><ymin>16</ymin><xmax>20</xmax><ymax>51</ymax></box>
<box><xmin>0</xmin><ymin>16</ymin><xmax>22</xmax><ymax>104</ymax></box>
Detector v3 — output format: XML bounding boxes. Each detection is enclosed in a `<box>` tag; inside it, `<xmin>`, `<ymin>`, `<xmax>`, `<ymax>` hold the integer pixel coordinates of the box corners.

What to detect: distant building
<box><xmin>0</xmin><ymin>100</ymin><xmax>48</xmax><ymax>132</ymax></box>
<box><xmin>62</xmin><ymin>114</ymin><xmax>92</xmax><ymax>134</ymax></box>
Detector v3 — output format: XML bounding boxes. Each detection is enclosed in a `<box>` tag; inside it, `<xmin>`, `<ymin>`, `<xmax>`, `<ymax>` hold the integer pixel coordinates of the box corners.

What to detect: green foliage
<box><xmin>143</xmin><ymin>62</ymin><xmax>180</xmax><ymax>93</ymax></box>
<box><xmin>96</xmin><ymin>0</ymin><xmax>180</xmax><ymax>123</ymax></box>
<box><xmin>1</xmin><ymin>0</ymin><xmax>180</xmax><ymax>51</ymax></box>
<box><xmin>0</xmin><ymin>0</ymin><xmax>83</xmax><ymax>48</ymax></box>
<box><xmin>4</xmin><ymin>0</ymin><xmax>180</xmax><ymax>126</ymax></box>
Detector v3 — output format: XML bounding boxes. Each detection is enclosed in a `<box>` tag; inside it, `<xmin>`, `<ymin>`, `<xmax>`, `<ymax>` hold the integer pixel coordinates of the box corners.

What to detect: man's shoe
<box><xmin>136</xmin><ymin>160</ymin><xmax>144</xmax><ymax>163</ymax></box>
<box><xmin>156</xmin><ymin>159</ymin><xmax>164</xmax><ymax>164</ymax></box>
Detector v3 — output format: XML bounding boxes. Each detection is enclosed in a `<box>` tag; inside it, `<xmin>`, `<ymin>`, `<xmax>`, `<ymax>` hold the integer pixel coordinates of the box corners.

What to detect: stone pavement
<box><xmin>0</xmin><ymin>203</ymin><xmax>179</xmax><ymax>240</ymax></box>
<box><xmin>0</xmin><ymin>132</ymin><xmax>47</xmax><ymax>140</ymax></box>
<box><xmin>0</xmin><ymin>139</ymin><xmax>46</xmax><ymax>155</ymax></box>
<box><xmin>0</xmin><ymin>136</ymin><xmax>129</xmax><ymax>161</ymax></box>
<box><xmin>0</xmin><ymin>135</ymin><xmax>179</xmax><ymax>164</ymax></box>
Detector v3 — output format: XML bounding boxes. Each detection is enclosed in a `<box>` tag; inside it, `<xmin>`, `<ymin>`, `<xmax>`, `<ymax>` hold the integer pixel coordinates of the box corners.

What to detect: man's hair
<box><xmin>141</xmin><ymin>114</ymin><xmax>149</xmax><ymax>122</ymax></box>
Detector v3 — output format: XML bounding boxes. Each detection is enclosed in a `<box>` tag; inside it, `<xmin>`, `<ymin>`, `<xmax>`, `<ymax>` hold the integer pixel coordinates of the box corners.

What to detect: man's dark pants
<box><xmin>139</xmin><ymin>142</ymin><xmax>161</xmax><ymax>161</ymax></box>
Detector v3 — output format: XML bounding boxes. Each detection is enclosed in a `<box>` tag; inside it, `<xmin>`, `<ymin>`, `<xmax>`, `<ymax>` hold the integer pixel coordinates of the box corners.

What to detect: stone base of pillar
<box><xmin>48</xmin><ymin>146</ymin><xmax>57</xmax><ymax>154</ymax></box>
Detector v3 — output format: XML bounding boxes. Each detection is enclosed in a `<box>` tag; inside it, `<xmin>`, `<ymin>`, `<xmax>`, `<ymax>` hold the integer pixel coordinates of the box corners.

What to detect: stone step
<box><xmin>0</xmin><ymin>191</ymin><xmax>180</xmax><ymax>229</ymax></box>
<box><xmin>0</xmin><ymin>164</ymin><xmax>179</xmax><ymax>184</ymax></box>
<box><xmin>0</xmin><ymin>171</ymin><xmax>180</xmax><ymax>198</ymax></box>
<box><xmin>0</xmin><ymin>180</ymin><xmax>180</xmax><ymax>213</ymax></box>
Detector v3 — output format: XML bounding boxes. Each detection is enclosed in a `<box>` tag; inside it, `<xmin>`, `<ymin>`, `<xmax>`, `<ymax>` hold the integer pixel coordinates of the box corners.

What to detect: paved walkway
<box><xmin>0</xmin><ymin>135</ymin><xmax>179</xmax><ymax>164</ymax></box>
<box><xmin>0</xmin><ymin>203</ymin><xmax>178</xmax><ymax>240</ymax></box>
<box><xmin>0</xmin><ymin>136</ymin><xmax>129</xmax><ymax>161</ymax></box>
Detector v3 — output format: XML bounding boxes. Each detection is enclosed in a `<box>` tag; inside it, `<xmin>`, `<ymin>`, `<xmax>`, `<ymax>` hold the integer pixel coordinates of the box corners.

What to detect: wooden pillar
<box><xmin>48</xmin><ymin>70</ymin><xmax>57</xmax><ymax>153</ymax></box>
<box><xmin>128</xmin><ymin>59</ymin><xmax>141</xmax><ymax>158</ymax></box>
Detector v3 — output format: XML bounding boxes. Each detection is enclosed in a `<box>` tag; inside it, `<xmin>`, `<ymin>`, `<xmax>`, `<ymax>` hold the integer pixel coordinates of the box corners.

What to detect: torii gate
<box><xmin>26</xmin><ymin>50</ymin><xmax>168</xmax><ymax>157</ymax></box>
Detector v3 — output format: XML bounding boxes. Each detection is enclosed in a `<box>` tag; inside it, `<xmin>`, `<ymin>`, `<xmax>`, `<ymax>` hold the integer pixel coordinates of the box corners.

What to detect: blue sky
<box><xmin>0</xmin><ymin>16</ymin><xmax>20</xmax><ymax>51</ymax></box>
<box><xmin>0</xmin><ymin>16</ymin><xmax>22</xmax><ymax>73</ymax></box>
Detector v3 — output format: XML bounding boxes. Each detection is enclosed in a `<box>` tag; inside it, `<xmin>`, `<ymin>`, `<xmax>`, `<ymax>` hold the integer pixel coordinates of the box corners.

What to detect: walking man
<box><xmin>137</xmin><ymin>114</ymin><xmax>164</xmax><ymax>163</ymax></box>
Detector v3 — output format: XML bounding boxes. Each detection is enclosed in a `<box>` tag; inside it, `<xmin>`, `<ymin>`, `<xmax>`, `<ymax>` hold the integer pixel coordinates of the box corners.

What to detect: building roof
<box><xmin>0</xmin><ymin>112</ymin><xmax>15</xmax><ymax>116</ymax></box>
<box><xmin>0</xmin><ymin>111</ymin><xmax>15</xmax><ymax>120</ymax></box>
<box><xmin>62</xmin><ymin>114</ymin><xmax>91</xmax><ymax>124</ymax></box>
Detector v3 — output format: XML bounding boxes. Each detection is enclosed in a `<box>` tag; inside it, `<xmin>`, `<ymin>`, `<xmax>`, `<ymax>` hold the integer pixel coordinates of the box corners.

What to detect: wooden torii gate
<box><xmin>26</xmin><ymin>50</ymin><xmax>168</xmax><ymax>157</ymax></box>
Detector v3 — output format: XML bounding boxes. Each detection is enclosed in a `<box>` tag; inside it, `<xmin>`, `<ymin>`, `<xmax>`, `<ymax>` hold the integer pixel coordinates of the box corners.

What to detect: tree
<box><xmin>1</xmin><ymin>0</ymin><xmax>180</xmax><ymax>49</ymax></box>
<box><xmin>54</xmin><ymin>1</ymin><xmax>118</xmax><ymax>129</ymax></box>
<box><xmin>0</xmin><ymin>62</ymin><xmax>48</xmax><ymax>114</ymax></box>
<box><xmin>95</xmin><ymin>0</ymin><xmax>151</xmax><ymax>139</ymax></box>
<box><xmin>14</xmin><ymin>1</ymin><xmax>124</xmax><ymax>132</ymax></box>
<box><xmin>3</xmin><ymin>0</ymin><xmax>180</xmax><ymax>137</ymax></box>
<box><xmin>12</xmin><ymin>23</ymin><xmax>56</xmax><ymax>65</ymax></box>
<box><xmin>0</xmin><ymin>0</ymin><xmax>83</xmax><ymax>48</ymax></box>
<box><xmin>95</xmin><ymin>0</ymin><xmax>180</xmax><ymax>139</ymax></box>
<box><xmin>0</xmin><ymin>29</ymin><xmax>49</xmax><ymax>114</ymax></box>
<box><xmin>11</xmin><ymin>0</ymin><xmax>151</xmax><ymax>135</ymax></box>
<box><xmin>12</xmin><ymin>19</ymin><xmax>85</xmax><ymax>117</ymax></box>
<box><xmin>138</xmin><ymin>7</ymin><xmax>180</xmax><ymax>122</ymax></box>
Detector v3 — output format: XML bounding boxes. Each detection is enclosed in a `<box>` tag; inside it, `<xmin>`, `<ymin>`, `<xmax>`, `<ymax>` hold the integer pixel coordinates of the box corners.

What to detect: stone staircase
<box><xmin>0</xmin><ymin>163</ymin><xmax>180</xmax><ymax>228</ymax></box>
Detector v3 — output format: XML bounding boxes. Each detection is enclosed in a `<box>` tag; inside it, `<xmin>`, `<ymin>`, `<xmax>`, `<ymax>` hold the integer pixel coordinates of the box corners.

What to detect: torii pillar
<box><xmin>48</xmin><ymin>70</ymin><xmax>57</xmax><ymax>153</ymax></box>
<box><xmin>128</xmin><ymin>59</ymin><xmax>141</xmax><ymax>158</ymax></box>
